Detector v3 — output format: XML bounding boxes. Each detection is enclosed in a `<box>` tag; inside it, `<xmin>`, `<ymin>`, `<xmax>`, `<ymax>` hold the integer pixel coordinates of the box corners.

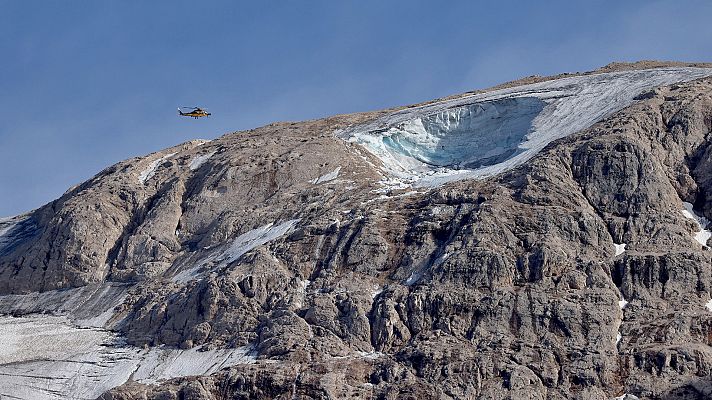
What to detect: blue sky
<box><xmin>1</xmin><ymin>0</ymin><xmax>711</xmax><ymax>216</ymax></box>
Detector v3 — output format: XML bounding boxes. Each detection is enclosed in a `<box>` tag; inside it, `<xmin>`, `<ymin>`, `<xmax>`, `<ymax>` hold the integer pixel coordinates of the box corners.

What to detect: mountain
<box><xmin>2</xmin><ymin>61</ymin><xmax>712</xmax><ymax>399</ymax></box>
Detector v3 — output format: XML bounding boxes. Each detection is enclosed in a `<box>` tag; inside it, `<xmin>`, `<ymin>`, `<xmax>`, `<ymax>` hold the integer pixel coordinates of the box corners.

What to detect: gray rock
<box><xmin>5</xmin><ymin>61</ymin><xmax>712</xmax><ymax>399</ymax></box>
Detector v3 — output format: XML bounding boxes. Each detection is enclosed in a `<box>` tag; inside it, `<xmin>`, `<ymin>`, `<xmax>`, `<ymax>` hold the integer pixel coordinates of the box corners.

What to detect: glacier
<box><xmin>0</xmin><ymin>315</ymin><xmax>255</xmax><ymax>400</ymax></box>
<box><xmin>0</xmin><ymin>285</ymin><xmax>255</xmax><ymax>399</ymax></box>
<box><xmin>340</xmin><ymin>67</ymin><xmax>712</xmax><ymax>186</ymax></box>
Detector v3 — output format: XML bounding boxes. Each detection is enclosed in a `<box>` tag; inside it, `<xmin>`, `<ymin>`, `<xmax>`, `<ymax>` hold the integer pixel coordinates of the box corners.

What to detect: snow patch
<box><xmin>189</xmin><ymin>150</ymin><xmax>217</xmax><ymax>171</ymax></box>
<box><xmin>139</xmin><ymin>152</ymin><xmax>176</xmax><ymax>184</ymax></box>
<box><xmin>405</xmin><ymin>271</ymin><xmax>421</xmax><ymax>286</ymax></box>
<box><xmin>311</xmin><ymin>166</ymin><xmax>341</xmax><ymax>184</ymax></box>
<box><xmin>614</xmin><ymin>243</ymin><xmax>626</xmax><ymax>256</ymax></box>
<box><xmin>681</xmin><ymin>202</ymin><xmax>711</xmax><ymax>246</ymax></box>
<box><xmin>340</xmin><ymin>68</ymin><xmax>712</xmax><ymax>186</ymax></box>
<box><xmin>357</xmin><ymin>351</ymin><xmax>384</xmax><ymax>360</ymax></box>
<box><xmin>374</xmin><ymin>176</ymin><xmax>413</xmax><ymax>193</ymax></box>
<box><xmin>705</xmin><ymin>298</ymin><xmax>712</xmax><ymax>312</ymax></box>
<box><xmin>172</xmin><ymin>219</ymin><xmax>300</xmax><ymax>283</ymax></box>
<box><xmin>293</xmin><ymin>279</ymin><xmax>311</xmax><ymax>308</ymax></box>
<box><xmin>613</xmin><ymin>395</ymin><xmax>640</xmax><ymax>400</ymax></box>
<box><xmin>616</xmin><ymin>295</ymin><xmax>628</xmax><ymax>348</ymax></box>
<box><xmin>619</xmin><ymin>297</ymin><xmax>628</xmax><ymax>310</ymax></box>
<box><xmin>371</xmin><ymin>285</ymin><xmax>383</xmax><ymax>299</ymax></box>
<box><xmin>171</xmin><ymin>265</ymin><xmax>202</xmax><ymax>284</ymax></box>
<box><xmin>216</xmin><ymin>219</ymin><xmax>300</xmax><ymax>267</ymax></box>
<box><xmin>405</xmin><ymin>252</ymin><xmax>449</xmax><ymax>286</ymax></box>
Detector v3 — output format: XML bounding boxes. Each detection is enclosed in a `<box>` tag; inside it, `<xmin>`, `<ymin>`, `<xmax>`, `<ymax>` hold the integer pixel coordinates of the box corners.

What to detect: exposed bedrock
<box><xmin>4</xmin><ymin>64</ymin><xmax>712</xmax><ymax>398</ymax></box>
<box><xmin>102</xmin><ymin>77</ymin><xmax>712</xmax><ymax>399</ymax></box>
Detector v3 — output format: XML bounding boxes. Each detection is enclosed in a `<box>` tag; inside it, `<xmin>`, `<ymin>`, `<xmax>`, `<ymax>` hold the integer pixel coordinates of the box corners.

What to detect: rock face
<box><xmin>3</xmin><ymin>61</ymin><xmax>712</xmax><ymax>399</ymax></box>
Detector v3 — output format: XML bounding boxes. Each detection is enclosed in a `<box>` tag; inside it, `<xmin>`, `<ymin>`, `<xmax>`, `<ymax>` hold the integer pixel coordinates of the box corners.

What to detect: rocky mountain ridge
<box><xmin>2</xmin><ymin>61</ymin><xmax>712</xmax><ymax>399</ymax></box>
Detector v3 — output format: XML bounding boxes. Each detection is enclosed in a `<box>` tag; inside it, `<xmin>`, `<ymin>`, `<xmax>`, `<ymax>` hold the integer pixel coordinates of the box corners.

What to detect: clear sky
<box><xmin>1</xmin><ymin>0</ymin><xmax>711</xmax><ymax>217</ymax></box>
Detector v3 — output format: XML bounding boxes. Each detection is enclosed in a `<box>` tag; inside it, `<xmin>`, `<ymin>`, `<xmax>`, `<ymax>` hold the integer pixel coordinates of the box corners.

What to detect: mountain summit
<box><xmin>2</xmin><ymin>61</ymin><xmax>712</xmax><ymax>399</ymax></box>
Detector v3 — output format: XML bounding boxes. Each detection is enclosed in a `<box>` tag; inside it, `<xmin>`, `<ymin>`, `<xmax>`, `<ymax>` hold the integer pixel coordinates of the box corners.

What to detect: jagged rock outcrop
<box><xmin>3</xmin><ymin>62</ymin><xmax>712</xmax><ymax>399</ymax></box>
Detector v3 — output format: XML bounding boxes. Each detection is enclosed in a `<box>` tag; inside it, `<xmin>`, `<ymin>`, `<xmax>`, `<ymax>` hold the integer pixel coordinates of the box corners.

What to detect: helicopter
<box><xmin>178</xmin><ymin>106</ymin><xmax>211</xmax><ymax>119</ymax></box>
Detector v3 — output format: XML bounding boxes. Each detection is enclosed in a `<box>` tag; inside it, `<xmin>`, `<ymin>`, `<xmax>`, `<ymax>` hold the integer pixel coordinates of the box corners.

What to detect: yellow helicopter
<box><xmin>178</xmin><ymin>106</ymin><xmax>211</xmax><ymax>119</ymax></box>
